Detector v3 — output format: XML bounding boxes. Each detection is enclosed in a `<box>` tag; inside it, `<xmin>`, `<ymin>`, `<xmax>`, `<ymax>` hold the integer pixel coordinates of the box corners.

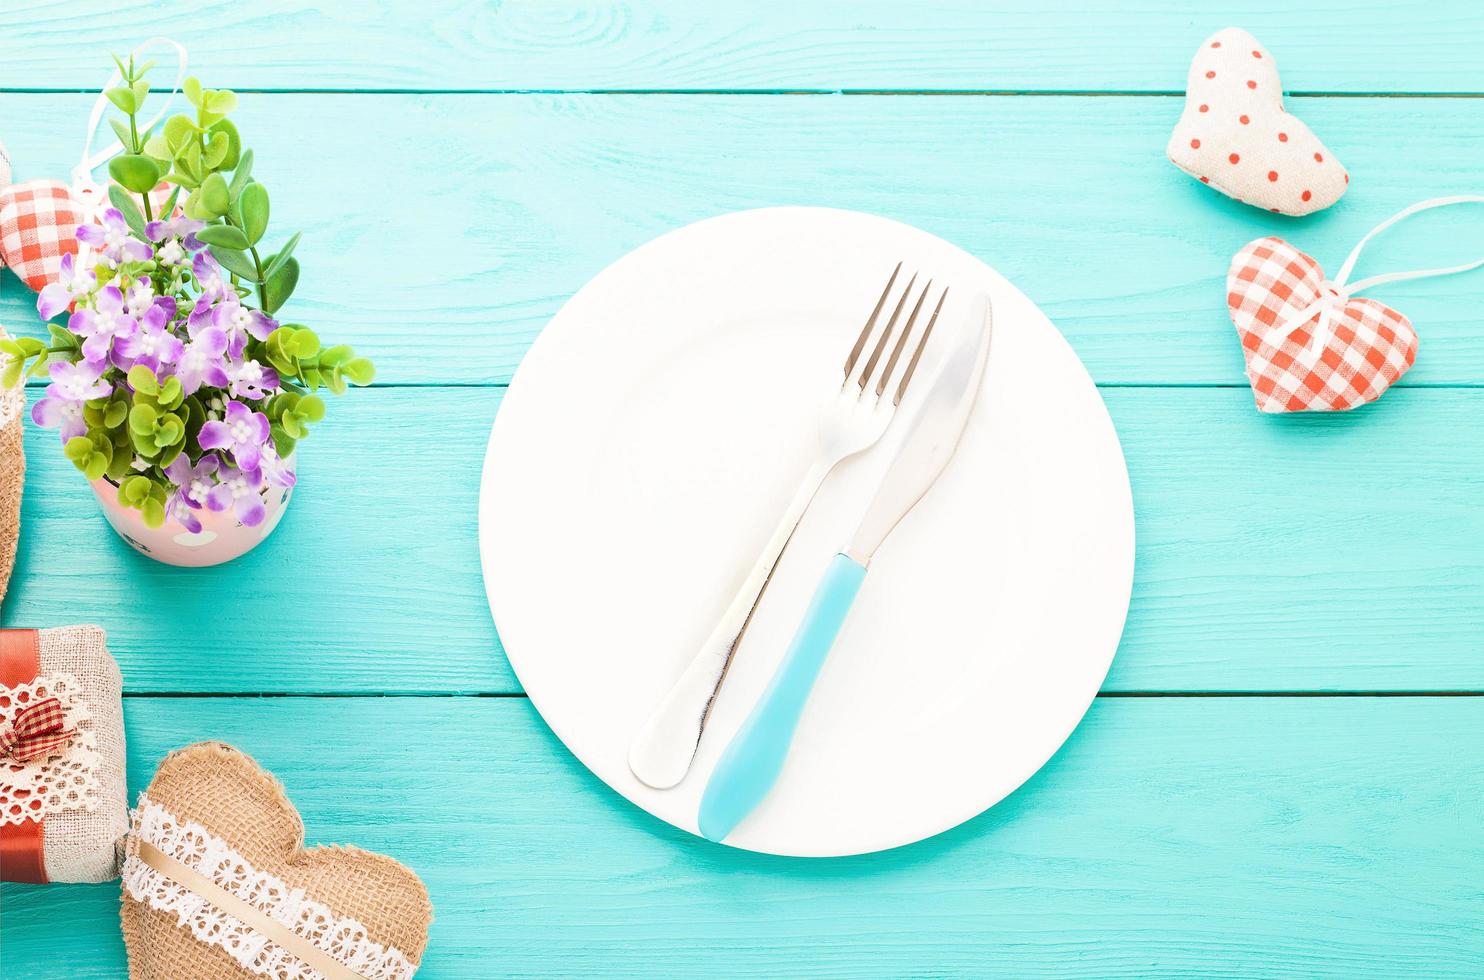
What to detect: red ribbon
<box><xmin>0</xmin><ymin>697</ymin><xmax>76</xmax><ymax>763</ymax></box>
<box><xmin>1</xmin><ymin>629</ymin><xmax>50</xmax><ymax>883</ymax></box>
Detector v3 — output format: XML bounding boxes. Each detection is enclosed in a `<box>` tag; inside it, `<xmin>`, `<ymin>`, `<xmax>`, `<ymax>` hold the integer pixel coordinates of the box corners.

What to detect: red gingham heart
<box><xmin>1228</xmin><ymin>236</ymin><xmax>1417</xmax><ymax>413</ymax></box>
<box><xmin>0</xmin><ymin>179</ymin><xmax>86</xmax><ymax>293</ymax></box>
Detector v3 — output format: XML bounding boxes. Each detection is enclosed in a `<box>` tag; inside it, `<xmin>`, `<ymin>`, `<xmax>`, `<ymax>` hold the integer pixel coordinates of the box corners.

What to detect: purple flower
<box><xmin>224</xmin><ymin>357</ymin><xmax>279</xmax><ymax>400</ymax></box>
<box><xmin>31</xmin><ymin>360</ymin><xmax>111</xmax><ymax>442</ymax></box>
<box><xmin>75</xmin><ymin>208</ymin><xmax>152</xmax><ymax>266</ymax></box>
<box><xmin>68</xmin><ymin>286</ymin><xmax>138</xmax><ymax>365</ymax></box>
<box><xmin>211</xmin><ymin>295</ymin><xmax>276</xmax><ymax>358</ymax></box>
<box><xmin>259</xmin><ymin>441</ymin><xmax>296</xmax><ymax>489</ymax></box>
<box><xmin>198</xmin><ymin>400</ymin><xmax>270</xmax><ymax>471</ymax></box>
<box><xmin>123</xmin><ymin>278</ymin><xmax>175</xmax><ymax>321</ymax></box>
<box><xmin>36</xmin><ymin>253</ymin><xmax>97</xmax><ymax>320</ymax></box>
<box><xmin>192</xmin><ymin>251</ymin><xmax>229</xmax><ymax>303</ymax></box>
<box><xmin>114</xmin><ymin>302</ymin><xmax>184</xmax><ymax>374</ymax></box>
<box><xmin>171</xmin><ymin>326</ymin><xmax>230</xmax><ymax>396</ymax></box>
<box><xmin>163</xmin><ymin>453</ymin><xmax>220</xmax><ymax>533</ymax></box>
<box><xmin>145</xmin><ymin>214</ymin><xmax>204</xmax><ymax>243</ymax></box>
<box><xmin>205</xmin><ymin>463</ymin><xmax>266</xmax><ymax>527</ymax></box>
<box><xmin>187</xmin><ymin>294</ymin><xmax>216</xmax><ymax>333</ymax></box>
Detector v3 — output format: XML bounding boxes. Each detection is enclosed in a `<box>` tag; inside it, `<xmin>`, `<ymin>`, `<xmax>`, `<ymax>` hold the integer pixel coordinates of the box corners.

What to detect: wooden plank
<box><xmin>2</xmin><ymin>2</ymin><xmax>1483</xmax><ymax>93</ymax></box>
<box><xmin>4</xmin><ymin>93</ymin><xmax>1482</xmax><ymax>387</ymax></box>
<box><xmin>2</xmin><ymin>695</ymin><xmax>1481</xmax><ymax>977</ymax></box>
<box><xmin>7</xmin><ymin>385</ymin><xmax>1483</xmax><ymax>694</ymax></box>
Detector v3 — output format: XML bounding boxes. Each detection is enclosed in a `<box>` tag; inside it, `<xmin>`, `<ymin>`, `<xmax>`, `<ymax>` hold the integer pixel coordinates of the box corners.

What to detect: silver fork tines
<box><xmin>844</xmin><ymin>263</ymin><xmax>947</xmax><ymax>406</ymax></box>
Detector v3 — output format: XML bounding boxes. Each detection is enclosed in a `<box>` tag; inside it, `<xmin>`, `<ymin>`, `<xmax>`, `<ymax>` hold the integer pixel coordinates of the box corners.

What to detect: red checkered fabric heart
<box><xmin>1228</xmin><ymin>236</ymin><xmax>1417</xmax><ymax>413</ymax></box>
<box><xmin>0</xmin><ymin>179</ymin><xmax>86</xmax><ymax>293</ymax></box>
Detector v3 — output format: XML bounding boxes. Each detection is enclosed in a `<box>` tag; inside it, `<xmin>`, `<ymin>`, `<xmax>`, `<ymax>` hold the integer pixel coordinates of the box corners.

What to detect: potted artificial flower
<box><xmin>0</xmin><ymin>54</ymin><xmax>373</xmax><ymax>566</ymax></box>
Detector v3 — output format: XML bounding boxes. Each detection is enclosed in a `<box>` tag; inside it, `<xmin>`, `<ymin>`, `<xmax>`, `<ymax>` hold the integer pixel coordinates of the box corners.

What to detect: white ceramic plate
<box><xmin>479</xmin><ymin>207</ymin><xmax>1134</xmax><ymax>857</ymax></box>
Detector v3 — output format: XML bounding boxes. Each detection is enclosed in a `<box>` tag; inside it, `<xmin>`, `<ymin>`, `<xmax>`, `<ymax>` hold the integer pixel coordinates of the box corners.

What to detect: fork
<box><xmin>628</xmin><ymin>264</ymin><xmax>948</xmax><ymax>789</ymax></box>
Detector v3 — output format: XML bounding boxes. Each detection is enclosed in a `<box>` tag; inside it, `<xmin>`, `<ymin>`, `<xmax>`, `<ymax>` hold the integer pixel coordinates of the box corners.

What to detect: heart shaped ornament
<box><xmin>0</xmin><ymin>179</ymin><xmax>87</xmax><ymax>293</ymax></box>
<box><xmin>120</xmin><ymin>742</ymin><xmax>432</xmax><ymax>980</ymax></box>
<box><xmin>1228</xmin><ymin>237</ymin><xmax>1416</xmax><ymax>412</ymax></box>
<box><xmin>1168</xmin><ymin>27</ymin><xmax>1348</xmax><ymax>216</ymax></box>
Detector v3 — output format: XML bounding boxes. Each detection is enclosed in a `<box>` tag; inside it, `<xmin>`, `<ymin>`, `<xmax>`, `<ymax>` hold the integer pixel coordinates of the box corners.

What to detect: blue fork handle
<box><xmin>698</xmin><ymin>553</ymin><xmax>868</xmax><ymax>843</ymax></box>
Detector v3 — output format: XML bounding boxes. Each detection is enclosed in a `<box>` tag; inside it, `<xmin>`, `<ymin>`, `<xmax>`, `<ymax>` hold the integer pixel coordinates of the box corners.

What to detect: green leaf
<box><xmin>157</xmin><ymin>441</ymin><xmax>184</xmax><ymax>468</ymax></box>
<box><xmin>281</xmin><ymin>413</ymin><xmax>304</xmax><ymax>439</ymax></box>
<box><xmin>143</xmin><ymin>134</ymin><xmax>172</xmax><ymax>162</ymax></box>
<box><xmin>326</xmin><ymin>367</ymin><xmax>347</xmax><ymax>395</ymax></box>
<box><xmin>271</xmin><ymin>425</ymin><xmax>297</xmax><ymax>459</ymax></box>
<box><xmin>64</xmin><ymin>436</ymin><xmax>94</xmax><ymax>462</ymax></box>
<box><xmin>169</xmin><ymin>170</ymin><xmax>201</xmax><ymax>192</ymax></box>
<box><xmin>289</xmin><ymin>328</ymin><xmax>319</xmax><ymax>358</ymax></box>
<box><xmin>141</xmin><ymin>497</ymin><xmax>166</xmax><ymax>528</ymax></box>
<box><xmin>209</xmin><ymin>119</ymin><xmax>241</xmax><ymax>171</ymax></box>
<box><xmin>105</xmin><ymin>449</ymin><xmax>132</xmax><ymax>482</ymax></box>
<box><xmin>183</xmin><ymin>77</ymin><xmax>203</xmax><ymax>107</ymax></box>
<box><xmin>210</xmin><ymin>245</ymin><xmax>259</xmax><ymax>281</ymax></box>
<box><xmin>26</xmin><ymin>355</ymin><xmax>50</xmax><ymax>378</ymax></box>
<box><xmin>262</xmin><ymin>257</ymin><xmax>299</xmax><ymax>314</ymax></box>
<box><xmin>262</xmin><ymin>232</ymin><xmax>301</xmax><ymax>283</ymax></box>
<box><xmin>131</xmin><ymin>79</ymin><xmax>150</xmax><ymax>109</ymax></box>
<box><xmin>128</xmin><ymin>403</ymin><xmax>158</xmax><ymax>435</ymax></box>
<box><xmin>108</xmin><ymin>154</ymin><xmax>162</xmax><ymax>195</ymax></box>
<box><xmin>206</xmin><ymin>90</ymin><xmax>237</xmax><ymax>116</ymax></box>
<box><xmin>194</xmin><ymin>224</ymin><xmax>250</xmax><ymax>250</ymax></box>
<box><xmin>342</xmin><ymin>357</ymin><xmax>376</xmax><ymax>386</ymax></box>
<box><xmin>109</xmin><ymin>118</ymin><xmax>133</xmax><ymax>150</ymax></box>
<box><xmin>181</xmin><ymin>140</ymin><xmax>204</xmax><ymax>181</ymax></box>
<box><xmin>105</xmin><ymin>86</ymin><xmax>136</xmax><ymax>114</ymax></box>
<box><xmin>47</xmin><ymin>325</ymin><xmax>77</xmax><ymax>349</ymax></box>
<box><xmin>83</xmin><ymin>452</ymin><xmax>109</xmax><ymax>481</ymax></box>
<box><xmin>318</xmin><ymin>345</ymin><xmax>353</xmax><ymax>369</ymax></box>
<box><xmin>162</xmin><ymin>185</ymin><xmax>182</xmax><ymax>216</ymax></box>
<box><xmin>204</xmin><ymin>130</ymin><xmax>230</xmax><ymax>169</ymax></box>
<box><xmin>229</xmin><ymin>150</ymin><xmax>254</xmax><ymax>201</ymax></box>
<box><xmin>128</xmin><ymin>364</ymin><xmax>159</xmax><ymax>395</ymax></box>
<box><xmin>300</xmin><ymin>394</ymin><xmax>326</xmax><ymax>422</ymax></box>
<box><xmin>2</xmin><ymin>359</ymin><xmax>23</xmax><ymax>389</ymax></box>
<box><xmin>164</xmin><ymin>113</ymin><xmax>195</xmax><ymax>153</ymax></box>
<box><xmin>108</xmin><ymin>185</ymin><xmax>148</xmax><ymax>238</ymax></box>
<box><xmin>183</xmin><ymin>188</ymin><xmax>209</xmax><ymax>219</ymax></box>
<box><xmin>121</xmin><ymin>475</ymin><xmax>151</xmax><ymax>505</ymax></box>
<box><xmin>239</xmin><ymin>182</ymin><xmax>269</xmax><ymax>245</ymax></box>
<box><xmin>111</xmin><ymin>52</ymin><xmax>129</xmax><ymax>79</ymax></box>
<box><xmin>159</xmin><ymin>376</ymin><xmax>183</xmax><ymax>410</ymax></box>
<box><xmin>127</xmin><ymin>367</ymin><xmax>159</xmax><ymax>398</ymax></box>
<box><xmin>201</xmin><ymin>172</ymin><xmax>230</xmax><ymax>216</ymax></box>
<box><xmin>104</xmin><ymin>400</ymin><xmax>128</xmax><ymax>429</ymax></box>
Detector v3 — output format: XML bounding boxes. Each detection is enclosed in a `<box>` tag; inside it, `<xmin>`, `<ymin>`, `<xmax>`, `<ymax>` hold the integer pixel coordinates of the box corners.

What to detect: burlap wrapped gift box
<box><xmin>1</xmin><ymin>626</ymin><xmax>129</xmax><ymax>883</ymax></box>
<box><xmin>121</xmin><ymin>741</ymin><xmax>432</xmax><ymax>980</ymax></box>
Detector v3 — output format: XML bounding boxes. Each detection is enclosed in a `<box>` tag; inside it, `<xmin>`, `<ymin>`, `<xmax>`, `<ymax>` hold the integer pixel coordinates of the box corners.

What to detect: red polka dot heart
<box><xmin>1167</xmin><ymin>27</ymin><xmax>1348</xmax><ymax>216</ymax></box>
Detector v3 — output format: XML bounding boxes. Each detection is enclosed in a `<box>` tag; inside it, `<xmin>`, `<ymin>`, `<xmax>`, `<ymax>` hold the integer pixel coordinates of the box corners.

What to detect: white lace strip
<box><xmin>122</xmin><ymin>797</ymin><xmax>416</xmax><ymax>980</ymax></box>
<box><xmin>0</xmin><ymin>673</ymin><xmax>102</xmax><ymax>826</ymax></box>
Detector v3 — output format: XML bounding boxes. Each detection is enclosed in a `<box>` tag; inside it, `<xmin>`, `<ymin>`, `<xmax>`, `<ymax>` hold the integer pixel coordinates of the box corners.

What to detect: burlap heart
<box><xmin>1228</xmin><ymin>236</ymin><xmax>1417</xmax><ymax>412</ymax></box>
<box><xmin>0</xmin><ymin>326</ymin><xmax>23</xmax><ymax>603</ymax></box>
<box><xmin>121</xmin><ymin>742</ymin><xmax>432</xmax><ymax>980</ymax></box>
<box><xmin>1168</xmin><ymin>27</ymin><xmax>1348</xmax><ymax>216</ymax></box>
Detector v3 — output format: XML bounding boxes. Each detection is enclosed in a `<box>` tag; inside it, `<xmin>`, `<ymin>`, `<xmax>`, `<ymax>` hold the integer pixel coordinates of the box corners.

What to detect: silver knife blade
<box><xmin>844</xmin><ymin>292</ymin><xmax>993</xmax><ymax>564</ymax></box>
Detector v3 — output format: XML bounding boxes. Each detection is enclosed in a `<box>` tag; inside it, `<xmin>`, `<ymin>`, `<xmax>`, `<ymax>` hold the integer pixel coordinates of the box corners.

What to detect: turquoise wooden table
<box><xmin>3</xmin><ymin>3</ymin><xmax>1483</xmax><ymax>976</ymax></box>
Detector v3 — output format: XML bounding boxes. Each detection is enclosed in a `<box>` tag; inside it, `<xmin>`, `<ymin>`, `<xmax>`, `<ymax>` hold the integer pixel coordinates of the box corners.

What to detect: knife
<box><xmin>697</xmin><ymin>292</ymin><xmax>994</xmax><ymax>843</ymax></box>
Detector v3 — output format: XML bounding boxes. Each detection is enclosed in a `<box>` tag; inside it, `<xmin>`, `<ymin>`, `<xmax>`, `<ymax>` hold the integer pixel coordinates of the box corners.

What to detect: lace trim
<box><xmin>0</xmin><ymin>673</ymin><xmax>102</xmax><ymax>826</ymax></box>
<box><xmin>122</xmin><ymin>797</ymin><xmax>416</xmax><ymax>980</ymax></box>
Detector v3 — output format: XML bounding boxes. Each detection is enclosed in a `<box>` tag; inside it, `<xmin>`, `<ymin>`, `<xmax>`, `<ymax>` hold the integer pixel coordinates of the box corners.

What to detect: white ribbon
<box><xmin>69</xmin><ymin>37</ymin><xmax>188</xmax><ymax>207</ymax></box>
<box><xmin>1267</xmin><ymin>195</ymin><xmax>1484</xmax><ymax>352</ymax></box>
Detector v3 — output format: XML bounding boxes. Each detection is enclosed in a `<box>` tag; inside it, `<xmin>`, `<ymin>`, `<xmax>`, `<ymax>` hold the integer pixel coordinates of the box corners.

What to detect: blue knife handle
<box><xmin>698</xmin><ymin>552</ymin><xmax>868</xmax><ymax>843</ymax></box>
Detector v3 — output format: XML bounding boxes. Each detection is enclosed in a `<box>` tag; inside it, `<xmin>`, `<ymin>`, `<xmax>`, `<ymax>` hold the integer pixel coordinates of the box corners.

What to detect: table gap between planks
<box><xmin>2</xmin><ymin>3</ymin><xmax>1482</xmax><ymax>977</ymax></box>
